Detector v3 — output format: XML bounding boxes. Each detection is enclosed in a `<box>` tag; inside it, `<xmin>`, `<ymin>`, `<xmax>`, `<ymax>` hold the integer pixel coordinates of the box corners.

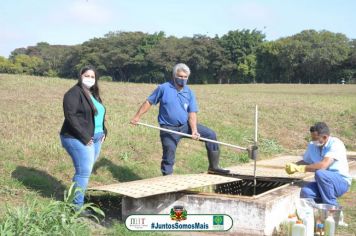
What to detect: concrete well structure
<box><xmin>92</xmin><ymin>155</ymin><xmax>356</xmax><ymax>236</ymax></box>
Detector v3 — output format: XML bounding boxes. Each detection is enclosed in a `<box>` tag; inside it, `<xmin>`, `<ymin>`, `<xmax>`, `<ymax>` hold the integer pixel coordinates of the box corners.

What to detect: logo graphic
<box><xmin>130</xmin><ymin>217</ymin><xmax>146</xmax><ymax>225</ymax></box>
<box><xmin>184</xmin><ymin>103</ymin><xmax>188</xmax><ymax>111</ymax></box>
<box><xmin>128</xmin><ymin>217</ymin><xmax>148</xmax><ymax>229</ymax></box>
<box><xmin>125</xmin><ymin>213</ymin><xmax>233</xmax><ymax>231</ymax></box>
<box><xmin>212</xmin><ymin>215</ymin><xmax>225</xmax><ymax>230</ymax></box>
<box><xmin>213</xmin><ymin>215</ymin><xmax>224</xmax><ymax>225</ymax></box>
<box><xmin>170</xmin><ymin>205</ymin><xmax>187</xmax><ymax>221</ymax></box>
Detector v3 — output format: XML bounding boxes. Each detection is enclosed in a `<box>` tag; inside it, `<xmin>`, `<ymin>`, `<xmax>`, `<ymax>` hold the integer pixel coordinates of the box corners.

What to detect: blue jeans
<box><xmin>60</xmin><ymin>132</ymin><xmax>104</xmax><ymax>207</ymax></box>
<box><xmin>160</xmin><ymin>123</ymin><xmax>218</xmax><ymax>175</ymax></box>
<box><xmin>300</xmin><ymin>169</ymin><xmax>349</xmax><ymax>206</ymax></box>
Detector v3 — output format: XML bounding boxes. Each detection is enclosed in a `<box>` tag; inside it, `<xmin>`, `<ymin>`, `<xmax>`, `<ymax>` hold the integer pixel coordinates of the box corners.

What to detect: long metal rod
<box><xmin>137</xmin><ymin>122</ymin><xmax>247</xmax><ymax>151</ymax></box>
<box><xmin>253</xmin><ymin>105</ymin><xmax>258</xmax><ymax>195</ymax></box>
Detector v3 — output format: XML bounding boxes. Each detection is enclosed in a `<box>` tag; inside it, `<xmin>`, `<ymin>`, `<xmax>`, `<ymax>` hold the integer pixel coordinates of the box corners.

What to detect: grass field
<box><xmin>0</xmin><ymin>74</ymin><xmax>355</xmax><ymax>235</ymax></box>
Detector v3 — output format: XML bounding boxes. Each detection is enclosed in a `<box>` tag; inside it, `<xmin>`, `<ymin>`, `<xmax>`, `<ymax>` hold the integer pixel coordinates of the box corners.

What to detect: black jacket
<box><xmin>60</xmin><ymin>84</ymin><xmax>107</xmax><ymax>144</ymax></box>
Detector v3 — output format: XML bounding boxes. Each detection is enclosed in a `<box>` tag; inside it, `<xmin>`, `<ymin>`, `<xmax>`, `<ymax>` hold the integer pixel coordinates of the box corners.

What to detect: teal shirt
<box><xmin>90</xmin><ymin>96</ymin><xmax>105</xmax><ymax>134</ymax></box>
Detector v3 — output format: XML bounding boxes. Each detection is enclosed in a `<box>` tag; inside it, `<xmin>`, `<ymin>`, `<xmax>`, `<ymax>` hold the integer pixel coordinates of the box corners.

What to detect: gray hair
<box><xmin>313</xmin><ymin>122</ymin><xmax>330</xmax><ymax>136</ymax></box>
<box><xmin>172</xmin><ymin>63</ymin><xmax>191</xmax><ymax>78</ymax></box>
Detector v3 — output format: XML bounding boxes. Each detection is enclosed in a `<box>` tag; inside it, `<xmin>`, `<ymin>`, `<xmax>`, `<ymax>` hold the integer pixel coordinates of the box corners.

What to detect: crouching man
<box><xmin>285</xmin><ymin>122</ymin><xmax>351</xmax><ymax>206</ymax></box>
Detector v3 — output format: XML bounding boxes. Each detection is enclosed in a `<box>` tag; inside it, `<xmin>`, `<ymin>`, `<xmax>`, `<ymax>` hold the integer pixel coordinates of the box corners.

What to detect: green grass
<box><xmin>0</xmin><ymin>74</ymin><xmax>356</xmax><ymax>235</ymax></box>
<box><xmin>106</xmin><ymin>224</ymin><xmax>168</xmax><ymax>236</ymax></box>
<box><xmin>337</xmin><ymin>181</ymin><xmax>356</xmax><ymax>236</ymax></box>
<box><xmin>0</xmin><ymin>183</ymin><xmax>104</xmax><ymax>236</ymax></box>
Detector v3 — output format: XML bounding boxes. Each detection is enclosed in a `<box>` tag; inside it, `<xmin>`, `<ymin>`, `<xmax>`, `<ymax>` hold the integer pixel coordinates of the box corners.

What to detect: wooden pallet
<box><xmin>89</xmin><ymin>173</ymin><xmax>240</xmax><ymax>198</ymax></box>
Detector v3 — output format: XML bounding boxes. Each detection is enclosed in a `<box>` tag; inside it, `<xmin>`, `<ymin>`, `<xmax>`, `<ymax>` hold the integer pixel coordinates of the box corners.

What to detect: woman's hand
<box><xmin>87</xmin><ymin>139</ymin><xmax>94</xmax><ymax>146</ymax></box>
<box><xmin>101</xmin><ymin>134</ymin><xmax>106</xmax><ymax>143</ymax></box>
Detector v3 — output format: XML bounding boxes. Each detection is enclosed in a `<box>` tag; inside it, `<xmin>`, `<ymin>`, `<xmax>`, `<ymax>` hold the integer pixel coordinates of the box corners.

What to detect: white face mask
<box><xmin>82</xmin><ymin>77</ymin><xmax>95</xmax><ymax>88</ymax></box>
<box><xmin>312</xmin><ymin>141</ymin><xmax>323</xmax><ymax>147</ymax></box>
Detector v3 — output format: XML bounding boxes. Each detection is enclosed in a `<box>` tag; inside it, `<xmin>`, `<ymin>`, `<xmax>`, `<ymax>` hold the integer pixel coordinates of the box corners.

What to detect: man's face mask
<box><xmin>312</xmin><ymin>135</ymin><xmax>327</xmax><ymax>147</ymax></box>
<box><xmin>175</xmin><ymin>77</ymin><xmax>188</xmax><ymax>87</ymax></box>
<box><xmin>312</xmin><ymin>141</ymin><xmax>323</xmax><ymax>147</ymax></box>
<box><xmin>310</xmin><ymin>132</ymin><xmax>321</xmax><ymax>146</ymax></box>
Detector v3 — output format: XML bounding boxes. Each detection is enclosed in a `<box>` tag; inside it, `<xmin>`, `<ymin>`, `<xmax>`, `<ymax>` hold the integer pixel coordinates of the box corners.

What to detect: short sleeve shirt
<box><xmin>303</xmin><ymin>137</ymin><xmax>351</xmax><ymax>185</ymax></box>
<box><xmin>147</xmin><ymin>81</ymin><xmax>198</xmax><ymax>126</ymax></box>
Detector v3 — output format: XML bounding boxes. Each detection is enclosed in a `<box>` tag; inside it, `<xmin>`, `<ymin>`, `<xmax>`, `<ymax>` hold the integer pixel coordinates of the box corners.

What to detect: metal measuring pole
<box><xmin>136</xmin><ymin>122</ymin><xmax>248</xmax><ymax>151</ymax></box>
<box><xmin>253</xmin><ymin>105</ymin><xmax>258</xmax><ymax>195</ymax></box>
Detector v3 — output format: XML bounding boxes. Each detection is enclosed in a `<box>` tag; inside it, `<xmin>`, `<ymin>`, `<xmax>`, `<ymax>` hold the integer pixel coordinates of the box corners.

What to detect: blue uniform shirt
<box><xmin>303</xmin><ymin>142</ymin><xmax>322</xmax><ymax>164</ymax></box>
<box><xmin>147</xmin><ymin>81</ymin><xmax>198</xmax><ymax>126</ymax></box>
<box><xmin>303</xmin><ymin>137</ymin><xmax>351</xmax><ymax>185</ymax></box>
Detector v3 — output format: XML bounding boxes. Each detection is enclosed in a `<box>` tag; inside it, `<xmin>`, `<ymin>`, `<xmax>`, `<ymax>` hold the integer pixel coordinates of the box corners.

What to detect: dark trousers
<box><xmin>160</xmin><ymin>123</ymin><xmax>218</xmax><ymax>175</ymax></box>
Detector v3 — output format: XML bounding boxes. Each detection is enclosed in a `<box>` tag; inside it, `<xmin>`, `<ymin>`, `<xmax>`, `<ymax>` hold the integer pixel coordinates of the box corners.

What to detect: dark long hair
<box><xmin>78</xmin><ymin>65</ymin><xmax>103</xmax><ymax>115</ymax></box>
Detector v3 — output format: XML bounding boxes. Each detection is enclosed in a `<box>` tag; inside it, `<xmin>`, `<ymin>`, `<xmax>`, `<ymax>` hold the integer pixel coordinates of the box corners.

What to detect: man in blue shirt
<box><xmin>303</xmin><ymin>125</ymin><xmax>323</xmax><ymax>164</ymax></box>
<box><xmin>286</xmin><ymin>122</ymin><xmax>351</xmax><ymax>206</ymax></box>
<box><xmin>131</xmin><ymin>63</ymin><xmax>230</xmax><ymax>175</ymax></box>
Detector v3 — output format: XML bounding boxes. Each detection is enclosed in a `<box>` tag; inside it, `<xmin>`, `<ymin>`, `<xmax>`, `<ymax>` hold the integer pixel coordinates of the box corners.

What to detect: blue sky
<box><xmin>1</xmin><ymin>0</ymin><xmax>355</xmax><ymax>57</ymax></box>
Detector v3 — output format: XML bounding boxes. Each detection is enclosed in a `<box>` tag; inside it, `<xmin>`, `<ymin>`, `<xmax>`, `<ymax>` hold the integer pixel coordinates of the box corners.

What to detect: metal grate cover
<box><xmin>214</xmin><ymin>179</ymin><xmax>288</xmax><ymax>196</ymax></box>
<box><xmin>89</xmin><ymin>173</ymin><xmax>240</xmax><ymax>198</ymax></box>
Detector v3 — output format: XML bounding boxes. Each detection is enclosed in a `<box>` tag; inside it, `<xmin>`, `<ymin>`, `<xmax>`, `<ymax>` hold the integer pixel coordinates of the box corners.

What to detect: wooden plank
<box><xmin>89</xmin><ymin>174</ymin><xmax>240</xmax><ymax>198</ymax></box>
<box><xmin>228</xmin><ymin>156</ymin><xmax>313</xmax><ymax>179</ymax></box>
<box><xmin>229</xmin><ymin>155</ymin><xmax>354</xmax><ymax>179</ymax></box>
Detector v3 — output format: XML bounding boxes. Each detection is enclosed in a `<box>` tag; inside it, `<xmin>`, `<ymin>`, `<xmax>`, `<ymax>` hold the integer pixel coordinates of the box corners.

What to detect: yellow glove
<box><xmin>285</xmin><ymin>163</ymin><xmax>306</xmax><ymax>174</ymax></box>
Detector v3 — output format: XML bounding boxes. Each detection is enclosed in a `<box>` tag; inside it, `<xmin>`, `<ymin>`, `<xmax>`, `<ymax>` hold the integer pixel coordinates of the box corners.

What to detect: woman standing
<box><xmin>60</xmin><ymin>65</ymin><xmax>107</xmax><ymax>208</ymax></box>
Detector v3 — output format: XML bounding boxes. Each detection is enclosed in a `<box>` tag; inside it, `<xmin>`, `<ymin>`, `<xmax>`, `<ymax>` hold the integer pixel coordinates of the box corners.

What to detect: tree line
<box><xmin>1</xmin><ymin>29</ymin><xmax>355</xmax><ymax>84</ymax></box>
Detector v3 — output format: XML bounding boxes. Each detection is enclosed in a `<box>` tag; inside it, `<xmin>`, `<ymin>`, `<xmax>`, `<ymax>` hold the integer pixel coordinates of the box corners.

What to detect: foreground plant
<box><xmin>65</xmin><ymin>183</ymin><xmax>105</xmax><ymax>221</ymax></box>
<box><xmin>0</xmin><ymin>183</ymin><xmax>104</xmax><ymax>236</ymax></box>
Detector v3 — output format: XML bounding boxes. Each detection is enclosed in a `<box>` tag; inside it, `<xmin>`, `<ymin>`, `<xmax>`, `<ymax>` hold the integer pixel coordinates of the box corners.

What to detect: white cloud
<box><xmin>0</xmin><ymin>30</ymin><xmax>22</xmax><ymax>42</ymax></box>
<box><xmin>0</xmin><ymin>24</ymin><xmax>29</xmax><ymax>57</ymax></box>
<box><xmin>46</xmin><ymin>0</ymin><xmax>114</xmax><ymax>27</ymax></box>
<box><xmin>228</xmin><ymin>1</ymin><xmax>276</xmax><ymax>29</ymax></box>
<box><xmin>66</xmin><ymin>0</ymin><xmax>114</xmax><ymax>25</ymax></box>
